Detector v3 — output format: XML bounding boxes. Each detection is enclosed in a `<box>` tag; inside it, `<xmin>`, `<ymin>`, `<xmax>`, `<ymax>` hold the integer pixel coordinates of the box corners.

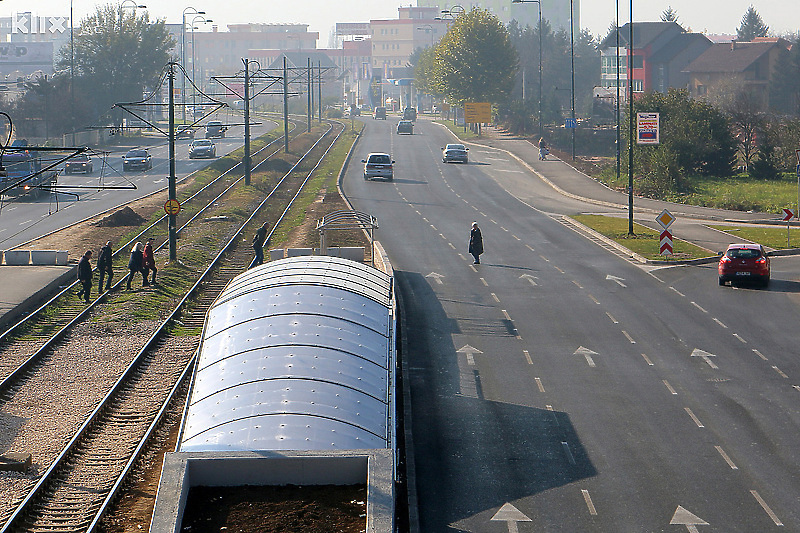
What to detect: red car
<box><xmin>718</xmin><ymin>243</ymin><xmax>770</xmax><ymax>287</ymax></box>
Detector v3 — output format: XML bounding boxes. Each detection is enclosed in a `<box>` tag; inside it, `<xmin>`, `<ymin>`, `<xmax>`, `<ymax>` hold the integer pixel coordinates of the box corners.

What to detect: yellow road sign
<box><xmin>164</xmin><ymin>199</ymin><xmax>181</xmax><ymax>216</ymax></box>
<box><xmin>464</xmin><ymin>102</ymin><xmax>491</xmax><ymax>124</ymax></box>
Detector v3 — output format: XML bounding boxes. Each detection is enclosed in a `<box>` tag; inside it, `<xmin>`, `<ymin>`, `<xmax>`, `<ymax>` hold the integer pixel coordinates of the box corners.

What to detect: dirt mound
<box><xmin>93</xmin><ymin>206</ymin><xmax>146</xmax><ymax>227</ymax></box>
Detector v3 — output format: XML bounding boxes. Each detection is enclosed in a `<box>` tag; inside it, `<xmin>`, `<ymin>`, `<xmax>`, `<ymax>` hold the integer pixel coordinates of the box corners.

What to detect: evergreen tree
<box><xmin>749</xmin><ymin>126</ymin><xmax>779</xmax><ymax>180</ymax></box>
<box><xmin>660</xmin><ymin>7</ymin><xmax>679</xmax><ymax>24</ymax></box>
<box><xmin>736</xmin><ymin>6</ymin><xmax>769</xmax><ymax>41</ymax></box>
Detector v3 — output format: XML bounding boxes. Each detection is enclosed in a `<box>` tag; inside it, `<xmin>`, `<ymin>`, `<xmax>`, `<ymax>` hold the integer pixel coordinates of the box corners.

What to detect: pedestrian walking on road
<box><xmin>97</xmin><ymin>241</ymin><xmax>113</xmax><ymax>292</ymax></box>
<box><xmin>143</xmin><ymin>238</ymin><xmax>157</xmax><ymax>286</ymax></box>
<box><xmin>469</xmin><ymin>222</ymin><xmax>483</xmax><ymax>264</ymax></box>
<box><xmin>538</xmin><ymin>137</ymin><xmax>549</xmax><ymax>160</ymax></box>
<box><xmin>251</xmin><ymin>222</ymin><xmax>269</xmax><ymax>267</ymax></box>
<box><xmin>76</xmin><ymin>250</ymin><xmax>93</xmax><ymax>303</ymax></box>
<box><xmin>127</xmin><ymin>242</ymin><xmax>146</xmax><ymax>290</ymax></box>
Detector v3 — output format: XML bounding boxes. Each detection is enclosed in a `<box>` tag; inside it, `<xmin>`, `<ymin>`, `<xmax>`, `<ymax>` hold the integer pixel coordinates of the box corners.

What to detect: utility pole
<box><xmin>318</xmin><ymin>61</ymin><xmax>323</xmax><ymax>122</ymax></box>
<box><xmin>628</xmin><ymin>0</ymin><xmax>635</xmax><ymax>235</ymax></box>
<box><xmin>307</xmin><ymin>57</ymin><xmax>312</xmax><ymax>132</ymax></box>
<box><xmin>168</xmin><ymin>63</ymin><xmax>177</xmax><ymax>261</ymax></box>
<box><xmin>243</xmin><ymin>58</ymin><xmax>251</xmax><ymax>186</ymax></box>
<box><xmin>283</xmin><ymin>56</ymin><xmax>289</xmax><ymax>153</ymax></box>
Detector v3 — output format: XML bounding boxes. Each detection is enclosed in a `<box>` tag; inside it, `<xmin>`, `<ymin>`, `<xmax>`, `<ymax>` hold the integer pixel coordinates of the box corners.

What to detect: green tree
<box><xmin>748</xmin><ymin>124</ymin><xmax>779</xmax><ymax>179</ymax></box>
<box><xmin>736</xmin><ymin>6</ymin><xmax>769</xmax><ymax>41</ymax></box>
<box><xmin>56</xmin><ymin>3</ymin><xmax>175</xmax><ymax>126</ymax></box>
<box><xmin>726</xmin><ymin>90</ymin><xmax>764</xmax><ymax>170</ymax></box>
<box><xmin>413</xmin><ymin>45</ymin><xmax>438</xmax><ymax>97</ymax></box>
<box><xmin>629</xmin><ymin>89</ymin><xmax>736</xmax><ymax>180</ymax></box>
<box><xmin>660</xmin><ymin>7</ymin><xmax>680</xmax><ymax>24</ymax></box>
<box><xmin>431</xmin><ymin>8</ymin><xmax>518</xmax><ymax>105</ymax></box>
<box><xmin>8</xmin><ymin>74</ymin><xmax>91</xmax><ymax>138</ymax></box>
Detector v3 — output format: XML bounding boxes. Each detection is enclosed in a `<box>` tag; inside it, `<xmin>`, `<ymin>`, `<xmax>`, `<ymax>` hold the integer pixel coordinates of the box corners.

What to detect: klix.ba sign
<box><xmin>11</xmin><ymin>14</ymin><xmax>69</xmax><ymax>35</ymax></box>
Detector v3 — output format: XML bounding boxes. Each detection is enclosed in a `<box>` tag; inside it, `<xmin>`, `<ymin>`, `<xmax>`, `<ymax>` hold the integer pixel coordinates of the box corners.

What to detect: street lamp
<box><xmin>416</xmin><ymin>24</ymin><xmax>435</xmax><ymax>48</ymax></box>
<box><xmin>570</xmin><ymin>0</ymin><xmax>576</xmax><ymax>161</ymax></box>
<box><xmin>121</xmin><ymin>1</ymin><xmax>147</xmax><ymax>11</ymax></box>
<box><xmin>511</xmin><ymin>0</ymin><xmax>543</xmax><ymax>136</ymax></box>
<box><xmin>182</xmin><ymin>7</ymin><xmax>205</xmax><ymax>123</ymax></box>
<box><xmin>190</xmin><ymin>15</ymin><xmax>212</xmax><ymax>112</ymax></box>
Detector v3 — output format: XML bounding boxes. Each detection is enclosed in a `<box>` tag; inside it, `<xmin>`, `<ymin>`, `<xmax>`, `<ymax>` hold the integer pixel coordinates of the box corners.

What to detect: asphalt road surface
<box><xmin>0</xmin><ymin>119</ymin><xmax>276</xmax><ymax>249</ymax></box>
<box><xmin>343</xmin><ymin>117</ymin><xmax>800</xmax><ymax>532</ymax></box>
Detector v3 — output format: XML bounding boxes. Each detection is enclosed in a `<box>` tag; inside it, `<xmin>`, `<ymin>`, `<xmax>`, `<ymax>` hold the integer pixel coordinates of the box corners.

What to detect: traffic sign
<box><xmin>164</xmin><ymin>199</ymin><xmax>181</xmax><ymax>216</ymax></box>
<box><xmin>565</xmin><ymin>117</ymin><xmax>577</xmax><ymax>129</ymax></box>
<box><xmin>783</xmin><ymin>208</ymin><xmax>795</xmax><ymax>221</ymax></box>
<box><xmin>656</xmin><ymin>209</ymin><xmax>675</xmax><ymax>229</ymax></box>
<box><xmin>464</xmin><ymin>102</ymin><xmax>491</xmax><ymax>123</ymax></box>
<box><xmin>660</xmin><ymin>229</ymin><xmax>673</xmax><ymax>256</ymax></box>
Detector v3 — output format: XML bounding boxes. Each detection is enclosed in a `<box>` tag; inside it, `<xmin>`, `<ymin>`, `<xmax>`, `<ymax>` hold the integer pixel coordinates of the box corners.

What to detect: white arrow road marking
<box><xmin>491</xmin><ymin>502</ymin><xmax>532</xmax><ymax>533</ymax></box>
<box><xmin>670</xmin><ymin>505</ymin><xmax>709</xmax><ymax>532</ymax></box>
<box><xmin>426</xmin><ymin>272</ymin><xmax>445</xmax><ymax>285</ymax></box>
<box><xmin>457</xmin><ymin>345</ymin><xmax>482</xmax><ymax>365</ymax></box>
<box><xmin>691</xmin><ymin>348</ymin><xmax>718</xmax><ymax>369</ymax></box>
<box><xmin>606</xmin><ymin>274</ymin><xmax>627</xmax><ymax>287</ymax></box>
<box><xmin>519</xmin><ymin>274</ymin><xmax>538</xmax><ymax>286</ymax></box>
<box><xmin>575</xmin><ymin>346</ymin><xmax>598</xmax><ymax>367</ymax></box>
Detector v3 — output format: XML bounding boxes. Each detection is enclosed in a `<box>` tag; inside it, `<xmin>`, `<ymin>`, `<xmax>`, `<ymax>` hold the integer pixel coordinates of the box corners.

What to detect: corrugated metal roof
<box><xmin>180</xmin><ymin>256</ymin><xmax>395</xmax><ymax>453</ymax></box>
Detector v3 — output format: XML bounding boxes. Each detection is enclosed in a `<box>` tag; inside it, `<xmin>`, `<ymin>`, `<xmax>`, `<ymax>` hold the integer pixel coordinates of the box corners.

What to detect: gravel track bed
<box><xmin>0</xmin><ymin>316</ymin><xmax>162</xmax><ymax>522</ymax></box>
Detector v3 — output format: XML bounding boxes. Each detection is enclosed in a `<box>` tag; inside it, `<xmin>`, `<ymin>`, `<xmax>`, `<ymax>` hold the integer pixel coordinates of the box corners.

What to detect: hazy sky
<box><xmin>2</xmin><ymin>1</ymin><xmax>798</xmax><ymax>42</ymax></box>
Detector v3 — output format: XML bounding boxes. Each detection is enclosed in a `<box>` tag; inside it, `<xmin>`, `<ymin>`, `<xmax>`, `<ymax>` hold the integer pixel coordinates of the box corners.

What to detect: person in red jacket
<box><xmin>142</xmin><ymin>238</ymin><xmax>157</xmax><ymax>286</ymax></box>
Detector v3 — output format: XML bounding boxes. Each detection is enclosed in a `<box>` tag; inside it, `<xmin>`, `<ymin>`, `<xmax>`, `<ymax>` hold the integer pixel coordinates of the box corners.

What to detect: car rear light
<box><xmin>720</xmin><ymin>256</ymin><xmax>731</xmax><ymax>263</ymax></box>
<box><xmin>756</xmin><ymin>257</ymin><xmax>767</xmax><ymax>264</ymax></box>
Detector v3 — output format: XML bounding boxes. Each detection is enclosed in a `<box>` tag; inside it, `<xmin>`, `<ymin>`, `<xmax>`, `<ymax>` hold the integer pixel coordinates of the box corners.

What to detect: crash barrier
<box><xmin>1</xmin><ymin>250</ymin><xmax>69</xmax><ymax>266</ymax></box>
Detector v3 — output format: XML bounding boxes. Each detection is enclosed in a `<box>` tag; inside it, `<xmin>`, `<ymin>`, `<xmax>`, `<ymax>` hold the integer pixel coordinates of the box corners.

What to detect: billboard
<box><xmin>636</xmin><ymin>112</ymin><xmax>660</xmax><ymax>145</ymax></box>
<box><xmin>0</xmin><ymin>42</ymin><xmax>54</xmax><ymax>66</ymax></box>
<box><xmin>464</xmin><ymin>102</ymin><xmax>491</xmax><ymax>124</ymax></box>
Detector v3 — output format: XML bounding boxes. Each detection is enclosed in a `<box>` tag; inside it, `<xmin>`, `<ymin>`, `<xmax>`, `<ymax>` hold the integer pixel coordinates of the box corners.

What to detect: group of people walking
<box><xmin>76</xmin><ymin>238</ymin><xmax>158</xmax><ymax>303</ymax></box>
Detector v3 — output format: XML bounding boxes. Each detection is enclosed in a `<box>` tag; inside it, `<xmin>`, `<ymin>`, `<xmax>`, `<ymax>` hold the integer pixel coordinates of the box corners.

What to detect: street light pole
<box><xmin>570</xmin><ymin>0</ymin><xmax>576</xmax><ymax>161</ymax></box>
<box><xmin>628</xmin><ymin>0</ymin><xmax>635</xmax><ymax>235</ymax></box>
<box><xmin>511</xmin><ymin>0</ymin><xmax>543</xmax><ymax>136</ymax></box>
<box><xmin>182</xmin><ymin>7</ymin><xmax>204</xmax><ymax>124</ymax></box>
<box><xmin>190</xmin><ymin>15</ymin><xmax>211</xmax><ymax>113</ymax></box>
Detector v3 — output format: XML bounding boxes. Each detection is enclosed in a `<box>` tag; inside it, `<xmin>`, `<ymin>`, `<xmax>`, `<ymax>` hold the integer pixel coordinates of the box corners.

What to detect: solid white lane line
<box><xmin>605</xmin><ymin>312</ymin><xmax>618</xmax><ymax>324</ymax></box>
<box><xmin>733</xmin><ymin>333</ymin><xmax>747</xmax><ymax>343</ymax></box>
<box><xmin>713</xmin><ymin>318</ymin><xmax>728</xmax><ymax>329</ymax></box>
<box><xmin>640</xmin><ymin>353</ymin><xmax>654</xmax><ymax>366</ymax></box>
<box><xmin>581</xmin><ymin>489</ymin><xmax>598</xmax><ymax>516</ymax></box>
<box><xmin>480</xmin><ymin>278</ymin><xmax>488</xmax><ymax>286</ymax></box>
<box><xmin>772</xmin><ymin>366</ymin><xmax>789</xmax><ymax>378</ymax></box>
<box><xmin>753</xmin><ymin>349</ymin><xmax>768</xmax><ymax>361</ymax></box>
<box><xmin>523</xmin><ymin>350</ymin><xmax>533</xmax><ymax>364</ymax></box>
<box><xmin>750</xmin><ymin>490</ymin><xmax>783</xmax><ymax>526</ymax></box>
<box><xmin>715</xmin><ymin>446</ymin><xmax>738</xmax><ymax>469</ymax></box>
<box><xmin>535</xmin><ymin>378</ymin><xmax>545</xmax><ymax>392</ymax></box>
<box><xmin>491</xmin><ymin>293</ymin><xmax>500</xmax><ymax>303</ymax></box>
<box><xmin>685</xmin><ymin>408</ymin><xmax>704</xmax><ymax>428</ymax></box>
<box><xmin>663</xmin><ymin>380</ymin><xmax>678</xmax><ymax>395</ymax></box>
<box><xmin>691</xmin><ymin>302</ymin><xmax>708</xmax><ymax>313</ymax></box>
<box><xmin>622</xmin><ymin>330</ymin><xmax>636</xmax><ymax>343</ymax></box>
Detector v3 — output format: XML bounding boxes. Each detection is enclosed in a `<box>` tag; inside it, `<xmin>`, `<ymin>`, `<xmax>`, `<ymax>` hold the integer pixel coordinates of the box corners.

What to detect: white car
<box><xmin>361</xmin><ymin>153</ymin><xmax>394</xmax><ymax>181</ymax></box>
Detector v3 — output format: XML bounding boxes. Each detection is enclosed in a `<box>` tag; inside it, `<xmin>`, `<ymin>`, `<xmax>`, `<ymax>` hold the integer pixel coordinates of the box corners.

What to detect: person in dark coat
<box><xmin>251</xmin><ymin>222</ymin><xmax>269</xmax><ymax>267</ymax></box>
<box><xmin>76</xmin><ymin>250</ymin><xmax>93</xmax><ymax>303</ymax></box>
<box><xmin>127</xmin><ymin>242</ymin><xmax>146</xmax><ymax>290</ymax></box>
<box><xmin>97</xmin><ymin>241</ymin><xmax>113</xmax><ymax>292</ymax></box>
<box><xmin>142</xmin><ymin>238</ymin><xmax>157</xmax><ymax>286</ymax></box>
<box><xmin>468</xmin><ymin>222</ymin><xmax>483</xmax><ymax>264</ymax></box>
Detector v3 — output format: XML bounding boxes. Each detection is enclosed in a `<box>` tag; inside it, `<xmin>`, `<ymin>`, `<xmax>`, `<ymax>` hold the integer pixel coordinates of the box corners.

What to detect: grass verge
<box><xmin>708</xmin><ymin>224</ymin><xmax>800</xmax><ymax>250</ymax></box>
<box><xmin>573</xmin><ymin>214</ymin><xmax>715</xmax><ymax>261</ymax></box>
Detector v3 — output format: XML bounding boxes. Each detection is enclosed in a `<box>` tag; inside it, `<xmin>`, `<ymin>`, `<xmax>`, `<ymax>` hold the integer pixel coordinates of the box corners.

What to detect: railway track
<box><xmin>0</xmin><ymin>119</ymin><xmax>345</xmax><ymax>532</ymax></box>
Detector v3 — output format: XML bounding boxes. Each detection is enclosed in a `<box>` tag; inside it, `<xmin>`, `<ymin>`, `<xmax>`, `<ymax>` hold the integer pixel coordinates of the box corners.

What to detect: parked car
<box><xmin>176</xmin><ymin>125</ymin><xmax>195</xmax><ymax>139</ymax></box>
<box><xmin>189</xmin><ymin>139</ymin><xmax>216</xmax><ymax>159</ymax></box>
<box><xmin>396</xmin><ymin>120</ymin><xmax>414</xmax><ymax>135</ymax></box>
<box><xmin>64</xmin><ymin>153</ymin><xmax>93</xmax><ymax>174</ymax></box>
<box><xmin>402</xmin><ymin>107</ymin><xmax>417</xmax><ymax>121</ymax></box>
<box><xmin>122</xmin><ymin>148</ymin><xmax>152</xmax><ymax>171</ymax></box>
<box><xmin>442</xmin><ymin>143</ymin><xmax>469</xmax><ymax>163</ymax></box>
<box><xmin>718</xmin><ymin>243</ymin><xmax>770</xmax><ymax>287</ymax></box>
<box><xmin>373</xmin><ymin>107</ymin><xmax>387</xmax><ymax>120</ymax></box>
<box><xmin>205</xmin><ymin>120</ymin><xmax>227</xmax><ymax>139</ymax></box>
<box><xmin>361</xmin><ymin>152</ymin><xmax>394</xmax><ymax>181</ymax></box>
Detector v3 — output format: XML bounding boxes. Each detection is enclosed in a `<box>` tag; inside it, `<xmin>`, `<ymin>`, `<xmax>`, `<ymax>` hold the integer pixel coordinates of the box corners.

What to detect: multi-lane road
<box><xmin>344</xmin><ymin>117</ymin><xmax>800</xmax><ymax>532</ymax></box>
<box><xmin>0</xmin><ymin>119</ymin><xmax>276</xmax><ymax>249</ymax></box>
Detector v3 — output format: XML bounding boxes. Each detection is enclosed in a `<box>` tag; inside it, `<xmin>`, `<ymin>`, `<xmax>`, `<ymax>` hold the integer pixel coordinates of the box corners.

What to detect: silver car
<box><xmin>361</xmin><ymin>153</ymin><xmax>394</xmax><ymax>181</ymax></box>
<box><xmin>442</xmin><ymin>143</ymin><xmax>469</xmax><ymax>163</ymax></box>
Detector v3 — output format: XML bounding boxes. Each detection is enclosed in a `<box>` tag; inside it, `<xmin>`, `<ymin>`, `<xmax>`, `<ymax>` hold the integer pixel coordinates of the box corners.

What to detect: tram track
<box><xmin>0</xmin><ymin>119</ymin><xmax>345</xmax><ymax>532</ymax></box>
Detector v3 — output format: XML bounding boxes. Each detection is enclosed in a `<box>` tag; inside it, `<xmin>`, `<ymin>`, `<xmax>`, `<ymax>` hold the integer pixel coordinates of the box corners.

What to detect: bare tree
<box><xmin>726</xmin><ymin>90</ymin><xmax>764</xmax><ymax>171</ymax></box>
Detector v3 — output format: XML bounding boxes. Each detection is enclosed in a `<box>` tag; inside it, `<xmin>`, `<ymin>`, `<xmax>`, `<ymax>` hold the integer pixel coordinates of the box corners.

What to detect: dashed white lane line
<box><xmin>684</xmin><ymin>407</ymin><xmax>704</xmax><ymax>428</ymax></box>
<box><xmin>553</xmin><ymin>265</ymin><xmax>565</xmax><ymax>274</ymax></box>
<box><xmin>422</xmin><ymin>217</ymin><xmax>429</xmax><ymax>222</ymax></box>
<box><xmin>449</xmin><ymin>243</ymin><xmax>456</xmax><ymax>250</ymax></box>
<box><xmin>540</xmin><ymin>255</ymin><xmax>549</xmax><ymax>262</ymax></box>
<box><xmin>535</xmin><ymin>378</ymin><xmax>545</xmax><ymax>392</ymax></box>
<box><xmin>622</xmin><ymin>330</ymin><xmax>636</xmax><ymax>344</ymax></box>
<box><xmin>670</xmin><ymin>286</ymin><xmax>685</xmax><ymax>297</ymax></box>
<box><xmin>480</xmin><ymin>278</ymin><xmax>488</xmax><ymax>287</ymax></box>
<box><xmin>750</xmin><ymin>490</ymin><xmax>783</xmax><ymax>526</ymax></box>
<box><xmin>713</xmin><ymin>318</ymin><xmax>728</xmax><ymax>329</ymax></box>
<box><xmin>459</xmin><ymin>253</ymin><xmax>468</xmax><ymax>261</ymax></box>
<box><xmin>588</xmin><ymin>294</ymin><xmax>600</xmax><ymax>305</ymax></box>
<box><xmin>753</xmin><ymin>349</ymin><xmax>768</xmax><ymax>361</ymax></box>
<box><xmin>526</xmin><ymin>245</ymin><xmax>535</xmax><ymax>252</ymax></box>
<box><xmin>640</xmin><ymin>353</ymin><xmax>654</xmax><ymax>366</ymax></box>
<box><xmin>512</xmin><ymin>234</ymin><xmax>521</xmax><ymax>241</ymax></box>
<box><xmin>581</xmin><ymin>489</ymin><xmax>598</xmax><ymax>516</ymax></box>
<box><xmin>491</xmin><ymin>293</ymin><xmax>500</xmax><ymax>303</ymax></box>
<box><xmin>523</xmin><ymin>350</ymin><xmax>533</xmax><ymax>364</ymax></box>
<box><xmin>469</xmin><ymin>264</ymin><xmax>478</xmax><ymax>273</ymax></box>
<box><xmin>606</xmin><ymin>312</ymin><xmax>618</xmax><ymax>324</ymax></box>
<box><xmin>715</xmin><ymin>446</ymin><xmax>738</xmax><ymax>469</ymax></box>
<box><xmin>561</xmin><ymin>441</ymin><xmax>576</xmax><ymax>465</ymax></box>
<box><xmin>572</xmin><ymin>280</ymin><xmax>583</xmax><ymax>289</ymax></box>
<box><xmin>691</xmin><ymin>301</ymin><xmax>708</xmax><ymax>313</ymax></box>
<box><xmin>772</xmin><ymin>366</ymin><xmax>789</xmax><ymax>378</ymax></box>
<box><xmin>733</xmin><ymin>333</ymin><xmax>747</xmax><ymax>343</ymax></box>
<box><xmin>663</xmin><ymin>380</ymin><xmax>678</xmax><ymax>395</ymax></box>
<box><xmin>501</xmin><ymin>309</ymin><xmax>512</xmax><ymax>321</ymax></box>
<box><xmin>430</xmin><ymin>224</ymin><xmax>437</xmax><ymax>230</ymax></box>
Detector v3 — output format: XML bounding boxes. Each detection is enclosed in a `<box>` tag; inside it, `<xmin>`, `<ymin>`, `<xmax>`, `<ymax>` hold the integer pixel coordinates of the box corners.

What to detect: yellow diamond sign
<box><xmin>657</xmin><ymin>209</ymin><xmax>675</xmax><ymax>229</ymax></box>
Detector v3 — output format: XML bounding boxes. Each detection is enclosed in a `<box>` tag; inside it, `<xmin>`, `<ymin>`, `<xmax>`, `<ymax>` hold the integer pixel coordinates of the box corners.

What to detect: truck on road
<box><xmin>0</xmin><ymin>149</ymin><xmax>57</xmax><ymax>200</ymax></box>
